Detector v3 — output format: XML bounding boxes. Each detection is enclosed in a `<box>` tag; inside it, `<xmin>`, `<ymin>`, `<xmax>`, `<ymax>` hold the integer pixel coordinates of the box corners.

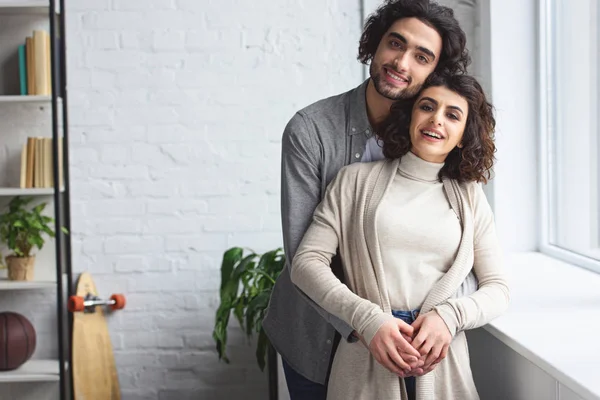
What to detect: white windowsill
<box><xmin>482</xmin><ymin>252</ymin><xmax>600</xmax><ymax>400</ymax></box>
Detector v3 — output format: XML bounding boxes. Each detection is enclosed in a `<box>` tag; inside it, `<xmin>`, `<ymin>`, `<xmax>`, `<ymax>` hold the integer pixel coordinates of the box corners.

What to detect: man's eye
<box><xmin>417</xmin><ymin>55</ymin><xmax>428</xmax><ymax>63</ymax></box>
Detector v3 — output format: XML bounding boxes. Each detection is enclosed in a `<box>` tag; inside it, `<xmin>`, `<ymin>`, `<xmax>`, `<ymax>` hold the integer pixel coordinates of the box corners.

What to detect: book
<box><xmin>26</xmin><ymin>37</ymin><xmax>35</xmax><ymax>95</ymax></box>
<box><xmin>33</xmin><ymin>30</ymin><xmax>50</xmax><ymax>96</ymax></box>
<box><xmin>20</xmin><ymin>137</ymin><xmax>64</xmax><ymax>188</ymax></box>
<box><xmin>18</xmin><ymin>45</ymin><xmax>27</xmax><ymax>95</ymax></box>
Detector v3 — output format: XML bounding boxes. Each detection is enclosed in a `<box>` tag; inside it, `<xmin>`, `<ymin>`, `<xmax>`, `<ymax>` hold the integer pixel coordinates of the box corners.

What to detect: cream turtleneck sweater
<box><xmin>376</xmin><ymin>151</ymin><xmax>461</xmax><ymax>311</ymax></box>
<box><xmin>290</xmin><ymin>157</ymin><xmax>509</xmax><ymax>399</ymax></box>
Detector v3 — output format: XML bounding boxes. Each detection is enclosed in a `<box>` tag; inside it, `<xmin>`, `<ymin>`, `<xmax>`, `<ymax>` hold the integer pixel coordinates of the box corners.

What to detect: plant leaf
<box><xmin>256</xmin><ymin>328</ymin><xmax>269</xmax><ymax>372</ymax></box>
<box><xmin>245</xmin><ymin>290</ymin><xmax>270</xmax><ymax>337</ymax></box>
<box><xmin>220</xmin><ymin>247</ymin><xmax>242</xmax><ymax>292</ymax></box>
<box><xmin>212</xmin><ymin>301</ymin><xmax>233</xmax><ymax>363</ymax></box>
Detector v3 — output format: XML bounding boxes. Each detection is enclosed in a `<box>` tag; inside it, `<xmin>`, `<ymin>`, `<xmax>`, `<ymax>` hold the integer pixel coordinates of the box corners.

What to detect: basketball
<box><xmin>0</xmin><ymin>312</ymin><xmax>36</xmax><ymax>371</ymax></box>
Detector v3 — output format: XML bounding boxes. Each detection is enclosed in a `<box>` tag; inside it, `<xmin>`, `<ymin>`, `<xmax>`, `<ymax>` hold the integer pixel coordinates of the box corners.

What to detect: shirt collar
<box><xmin>347</xmin><ymin>79</ymin><xmax>373</xmax><ymax>137</ymax></box>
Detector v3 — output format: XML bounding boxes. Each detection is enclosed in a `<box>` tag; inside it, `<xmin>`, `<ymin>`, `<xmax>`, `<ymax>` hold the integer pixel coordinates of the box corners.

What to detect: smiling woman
<box><xmin>409</xmin><ymin>86</ymin><xmax>468</xmax><ymax>163</ymax></box>
<box><xmin>378</xmin><ymin>72</ymin><xmax>496</xmax><ymax>183</ymax></box>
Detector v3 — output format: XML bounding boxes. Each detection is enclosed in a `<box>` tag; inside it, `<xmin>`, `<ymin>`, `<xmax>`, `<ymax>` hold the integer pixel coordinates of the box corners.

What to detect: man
<box><xmin>262</xmin><ymin>1</ymin><xmax>475</xmax><ymax>398</ymax></box>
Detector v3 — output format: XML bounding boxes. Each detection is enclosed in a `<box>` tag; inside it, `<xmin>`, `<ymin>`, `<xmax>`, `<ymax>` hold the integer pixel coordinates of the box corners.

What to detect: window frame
<box><xmin>538</xmin><ymin>0</ymin><xmax>600</xmax><ymax>274</ymax></box>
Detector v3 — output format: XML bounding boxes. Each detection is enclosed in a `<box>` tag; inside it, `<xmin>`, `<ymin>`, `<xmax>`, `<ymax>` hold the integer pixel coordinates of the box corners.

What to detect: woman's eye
<box><xmin>447</xmin><ymin>113</ymin><xmax>459</xmax><ymax>120</ymax></box>
<box><xmin>420</xmin><ymin>105</ymin><xmax>433</xmax><ymax>111</ymax></box>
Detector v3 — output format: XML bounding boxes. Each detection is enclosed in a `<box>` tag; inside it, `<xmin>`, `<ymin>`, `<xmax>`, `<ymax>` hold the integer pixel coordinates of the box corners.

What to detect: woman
<box><xmin>289</xmin><ymin>73</ymin><xmax>509</xmax><ymax>400</ymax></box>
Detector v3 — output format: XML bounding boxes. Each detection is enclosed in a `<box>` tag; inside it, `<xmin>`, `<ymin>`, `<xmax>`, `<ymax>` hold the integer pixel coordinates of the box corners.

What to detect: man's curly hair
<box><xmin>377</xmin><ymin>73</ymin><xmax>496</xmax><ymax>183</ymax></box>
<box><xmin>358</xmin><ymin>0</ymin><xmax>471</xmax><ymax>75</ymax></box>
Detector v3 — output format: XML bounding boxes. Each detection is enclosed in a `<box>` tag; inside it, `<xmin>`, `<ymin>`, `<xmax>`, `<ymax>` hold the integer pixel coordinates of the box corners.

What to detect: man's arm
<box><xmin>280</xmin><ymin>112</ymin><xmax>356</xmax><ymax>342</ymax></box>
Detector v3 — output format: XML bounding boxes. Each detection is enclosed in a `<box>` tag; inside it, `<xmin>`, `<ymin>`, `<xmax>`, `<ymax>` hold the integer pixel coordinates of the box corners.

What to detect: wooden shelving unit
<box><xmin>0</xmin><ymin>0</ymin><xmax>72</xmax><ymax>399</ymax></box>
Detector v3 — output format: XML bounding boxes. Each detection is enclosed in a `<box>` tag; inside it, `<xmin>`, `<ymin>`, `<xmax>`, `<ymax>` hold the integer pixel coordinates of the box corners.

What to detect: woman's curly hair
<box><xmin>377</xmin><ymin>73</ymin><xmax>496</xmax><ymax>183</ymax></box>
<box><xmin>358</xmin><ymin>0</ymin><xmax>471</xmax><ymax>75</ymax></box>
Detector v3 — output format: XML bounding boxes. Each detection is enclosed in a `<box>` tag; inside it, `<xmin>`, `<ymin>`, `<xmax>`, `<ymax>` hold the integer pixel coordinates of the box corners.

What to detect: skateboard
<box><xmin>68</xmin><ymin>272</ymin><xmax>126</xmax><ymax>400</ymax></box>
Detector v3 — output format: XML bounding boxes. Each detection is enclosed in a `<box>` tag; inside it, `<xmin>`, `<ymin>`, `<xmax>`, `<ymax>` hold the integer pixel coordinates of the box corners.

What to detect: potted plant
<box><xmin>213</xmin><ymin>246</ymin><xmax>285</xmax><ymax>399</ymax></box>
<box><xmin>0</xmin><ymin>196</ymin><xmax>68</xmax><ymax>281</ymax></box>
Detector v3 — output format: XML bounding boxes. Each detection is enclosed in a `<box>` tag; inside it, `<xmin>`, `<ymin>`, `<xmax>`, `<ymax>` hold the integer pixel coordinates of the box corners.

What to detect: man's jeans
<box><xmin>392</xmin><ymin>309</ymin><xmax>421</xmax><ymax>400</ymax></box>
<box><xmin>282</xmin><ymin>359</ymin><xmax>327</xmax><ymax>400</ymax></box>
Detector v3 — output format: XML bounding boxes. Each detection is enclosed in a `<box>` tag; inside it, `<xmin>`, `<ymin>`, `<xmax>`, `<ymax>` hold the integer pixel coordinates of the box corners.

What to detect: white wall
<box><xmin>484</xmin><ymin>0</ymin><xmax>539</xmax><ymax>252</ymax></box>
<box><xmin>65</xmin><ymin>0</ymin><xmax>362</xmax><ymax>398</ymax></box>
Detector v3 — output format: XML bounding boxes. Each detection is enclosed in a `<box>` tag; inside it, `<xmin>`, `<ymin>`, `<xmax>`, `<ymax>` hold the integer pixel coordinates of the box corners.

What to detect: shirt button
<box><xmin>352</xmin><ymin>127</ymin><xmax>356</xmax><ymax>132</ymax></box>
<box><xmin>355</xmin><ymin>152</ymin><xmax>361</xmax><ymax>159</ymax></box>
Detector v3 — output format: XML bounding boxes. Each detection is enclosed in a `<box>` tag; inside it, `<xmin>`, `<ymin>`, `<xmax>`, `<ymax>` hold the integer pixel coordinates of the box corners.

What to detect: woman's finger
<box><xmin>395</xmin><ymin>334</ymin><xmax>421</xmax><ymax>358</ymax></box>
<box><xmin>383</xmin><ymin>354</ymin><xmax>405</xmax><ymax>376</ymax></box>
<box><xmin>395</xmin><ymin>319</ymin><xmax>415</xmax><ymax>337</ymax></box>
<box><xmin>386</xmin><ymin>344</ymin><xmax>411</xmax><ymax>371</ymax></box>
<box><xmin>411</xmin><ymin>329</ymin><xmax>427</xmax><ymax>351</ymax></box>
<box><xmin>424</xmin><ymin>342</ymin><xmax>442</xmax><ymax>367</ymax></box>
<box><xmin>434</xmin><ymin>344</ymin><xmax>450</xmax><ymax>364</ymax></box>
<box><xmin>419</xmin><ymin>337</ymin><xmax>434</xmax><ymax>357</ymax></box>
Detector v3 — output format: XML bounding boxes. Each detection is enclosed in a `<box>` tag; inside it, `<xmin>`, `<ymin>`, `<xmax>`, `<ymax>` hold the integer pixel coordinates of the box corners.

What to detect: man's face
<box><xmin>369</xmin><ymin>18</ymin><xmax>442</xmax><ymax>100</ymax></box>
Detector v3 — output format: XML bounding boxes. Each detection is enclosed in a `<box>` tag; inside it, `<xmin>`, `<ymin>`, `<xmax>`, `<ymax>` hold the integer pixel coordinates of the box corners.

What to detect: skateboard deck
<box><xmin>70</xmin><ymin>272</ymin><xmax>122</xmax><ymax>400</ymax></box>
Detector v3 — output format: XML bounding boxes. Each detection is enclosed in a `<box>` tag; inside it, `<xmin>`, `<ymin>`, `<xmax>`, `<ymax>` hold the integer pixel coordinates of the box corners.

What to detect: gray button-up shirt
<box><xmin>263</xmin><ymin>80</ymin><xmax>373</xmax><ymax>384</ymax></box>
<box><xmin>263</xmin><ymin>79</ymin><xmax>477</xmax><ymax>384</ymax></box>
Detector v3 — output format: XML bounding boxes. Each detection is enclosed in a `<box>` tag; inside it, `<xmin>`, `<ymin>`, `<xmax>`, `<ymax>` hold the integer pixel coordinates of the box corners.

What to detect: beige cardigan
<box><xmin>290</xmin><ymin>158</ymin><xmax>510</xmax><ymax>400</ymax></box>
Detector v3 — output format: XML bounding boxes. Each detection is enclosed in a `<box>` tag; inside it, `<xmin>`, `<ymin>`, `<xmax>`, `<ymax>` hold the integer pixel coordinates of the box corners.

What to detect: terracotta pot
<box><xmin>6</xmin><ymin>256</ymin><xmax>35</xmax><ymax>281</ymax></box>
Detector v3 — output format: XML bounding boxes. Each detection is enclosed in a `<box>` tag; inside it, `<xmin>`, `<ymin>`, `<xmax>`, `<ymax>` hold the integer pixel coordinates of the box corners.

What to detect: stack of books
<box><xmin>18</xmin><ymin>30</ymin><xmax>52</xmax><ymax>96</ymax></box>
<box><xmin>19</xmin><ymin>137</ymin><xmax>63</xmax><ymax>189</ymax></box>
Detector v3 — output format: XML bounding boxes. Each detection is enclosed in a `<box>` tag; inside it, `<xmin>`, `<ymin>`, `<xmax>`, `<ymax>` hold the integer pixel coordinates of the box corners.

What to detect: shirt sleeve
<box><xmin>433</xmin><ymin>183</ymin><xmax>511</xmax><ymax>336</ymax></box>
<box><xmin>281</xmin><ymin>112</ymin><xmax>356</xmax><ymax>342</ymax></box>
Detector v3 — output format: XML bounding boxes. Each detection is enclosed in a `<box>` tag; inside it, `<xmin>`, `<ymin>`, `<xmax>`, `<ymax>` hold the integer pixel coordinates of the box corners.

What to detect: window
<box><xmin>540</xmin><ymin>0</ymin><xmax>600</xmax><ymax>272</ymax></box>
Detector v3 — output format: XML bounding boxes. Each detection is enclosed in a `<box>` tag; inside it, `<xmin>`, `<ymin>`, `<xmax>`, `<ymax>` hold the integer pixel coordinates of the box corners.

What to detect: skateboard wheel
<box><xmin>68</xmin><ymin>296</ymin><xmax>85</xmax><ymax>313</ymax></box>
<box><xmin>110</xmin><ymin>294</ymin><xmax>126</xmax><ymax>311</ymax></box>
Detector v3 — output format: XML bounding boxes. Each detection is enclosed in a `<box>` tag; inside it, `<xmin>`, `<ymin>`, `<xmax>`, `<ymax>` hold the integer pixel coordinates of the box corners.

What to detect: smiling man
<box><xmin>262</xmin><ymin>1</ymin><xmax>474</xmax><ymax>399</ymax></box>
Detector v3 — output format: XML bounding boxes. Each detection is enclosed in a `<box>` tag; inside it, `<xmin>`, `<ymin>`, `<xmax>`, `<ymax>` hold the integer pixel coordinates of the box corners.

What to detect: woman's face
<box><xmin>409</xmin><ymin>85</ymin><xmax>469</xmax><ymax>163</ymax></box>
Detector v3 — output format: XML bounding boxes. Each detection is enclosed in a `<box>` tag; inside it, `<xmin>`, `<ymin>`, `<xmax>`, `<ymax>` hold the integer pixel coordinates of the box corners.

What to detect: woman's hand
<box><xmin>367</xmin><ymin>318</ymin><xmax>422</xmax><ymax>376</ymax></box>
<box><xmin>410</xmin><ymin>311</ymin><xmax>452</xmax><ymax>369</ymax></box>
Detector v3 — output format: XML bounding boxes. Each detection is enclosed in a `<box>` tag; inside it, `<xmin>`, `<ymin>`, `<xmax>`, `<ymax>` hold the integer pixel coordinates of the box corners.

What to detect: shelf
<box><xmin>0</xmin><ymin>1</ymin><xmax>60</xmax><ymax>15</ymax></box>
<box><xmin>0</xmin><ymin>187</ymin><xmax>64</xmax><ymax>196</ymax></box>
<box><xmin>0</xmin><ymin>360</ymin><xmax>60</xmax><ymax>382</ymax></box>
<box><xmin>0</xmin><ymin>96</ymin><xmax>62</xmax><ymax>103</ymax></box>
<box><xmin>0</xmin><ymin>273</ymin><xmax>67</xmax><ymax>290</ymax></box>
<box><xmin>0</xmin><ymin>278</ymin><xmax>56</xmax><ymax>290</ymax></box>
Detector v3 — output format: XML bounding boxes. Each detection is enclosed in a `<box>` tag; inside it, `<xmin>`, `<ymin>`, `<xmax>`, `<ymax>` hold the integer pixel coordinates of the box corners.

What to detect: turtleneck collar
<box><xmin>397</xmin><ymin>151</ymin><xmax>444</xmax><ymax>183</ymax></box>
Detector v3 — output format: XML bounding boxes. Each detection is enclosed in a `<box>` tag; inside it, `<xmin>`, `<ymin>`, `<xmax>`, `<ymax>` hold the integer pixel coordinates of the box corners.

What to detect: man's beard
<box><xmin>370</xmin><ymin>62</ymin><xmax>421</xmax><ymax>100</ymax></box>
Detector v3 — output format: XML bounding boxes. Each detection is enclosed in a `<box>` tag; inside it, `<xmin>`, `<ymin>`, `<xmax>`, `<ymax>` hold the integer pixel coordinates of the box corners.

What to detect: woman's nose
<box><xmin>430</xmin><ymin>115</ymin><xmax>443</xmax><ymax>126</ymax></box>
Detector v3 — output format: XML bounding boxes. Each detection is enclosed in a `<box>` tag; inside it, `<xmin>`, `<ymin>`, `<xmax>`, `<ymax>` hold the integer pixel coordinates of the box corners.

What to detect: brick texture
<box><xmin>65</xmin><ymin>0</ymin><xmax>363</xmax><ymax>398</ymax></box>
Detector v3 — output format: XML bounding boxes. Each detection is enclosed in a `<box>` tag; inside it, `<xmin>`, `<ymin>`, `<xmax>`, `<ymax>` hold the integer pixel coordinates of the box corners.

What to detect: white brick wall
<box><xmin>65</xmin><ymin>0</ymin><xmax>362</xmax><ymax>398</ymax></box>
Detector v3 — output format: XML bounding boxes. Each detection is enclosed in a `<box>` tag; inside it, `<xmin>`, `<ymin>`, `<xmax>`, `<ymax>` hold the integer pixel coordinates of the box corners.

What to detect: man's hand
<box><xmin>409</xmin><ymin>311</ymin><xmax>452</xmax><ymax>373</ymax></box>
<box><xmin>360</xmin><ymin>319</ymin><xmax>422</xmax><ymax>376</ymax></box>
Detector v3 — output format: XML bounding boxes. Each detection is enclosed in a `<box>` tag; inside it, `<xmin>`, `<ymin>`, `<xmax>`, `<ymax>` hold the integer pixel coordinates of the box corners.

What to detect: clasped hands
<box><xmin>355</xmin><ymin>311</ymin><xmax>452</xmax><ymax>378</ymax></box>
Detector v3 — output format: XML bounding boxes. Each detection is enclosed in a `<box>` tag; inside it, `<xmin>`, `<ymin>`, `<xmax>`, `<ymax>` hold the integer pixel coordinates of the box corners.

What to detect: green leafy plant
<box><xmin>0</xmin><ymin>196</ymin><xmax>68</xmax><ymax>260</ymax></box>
<box><xmin>213</xmin><ymin>247</ymin><xmax>285</xmax><ymax>371</ymax></box>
